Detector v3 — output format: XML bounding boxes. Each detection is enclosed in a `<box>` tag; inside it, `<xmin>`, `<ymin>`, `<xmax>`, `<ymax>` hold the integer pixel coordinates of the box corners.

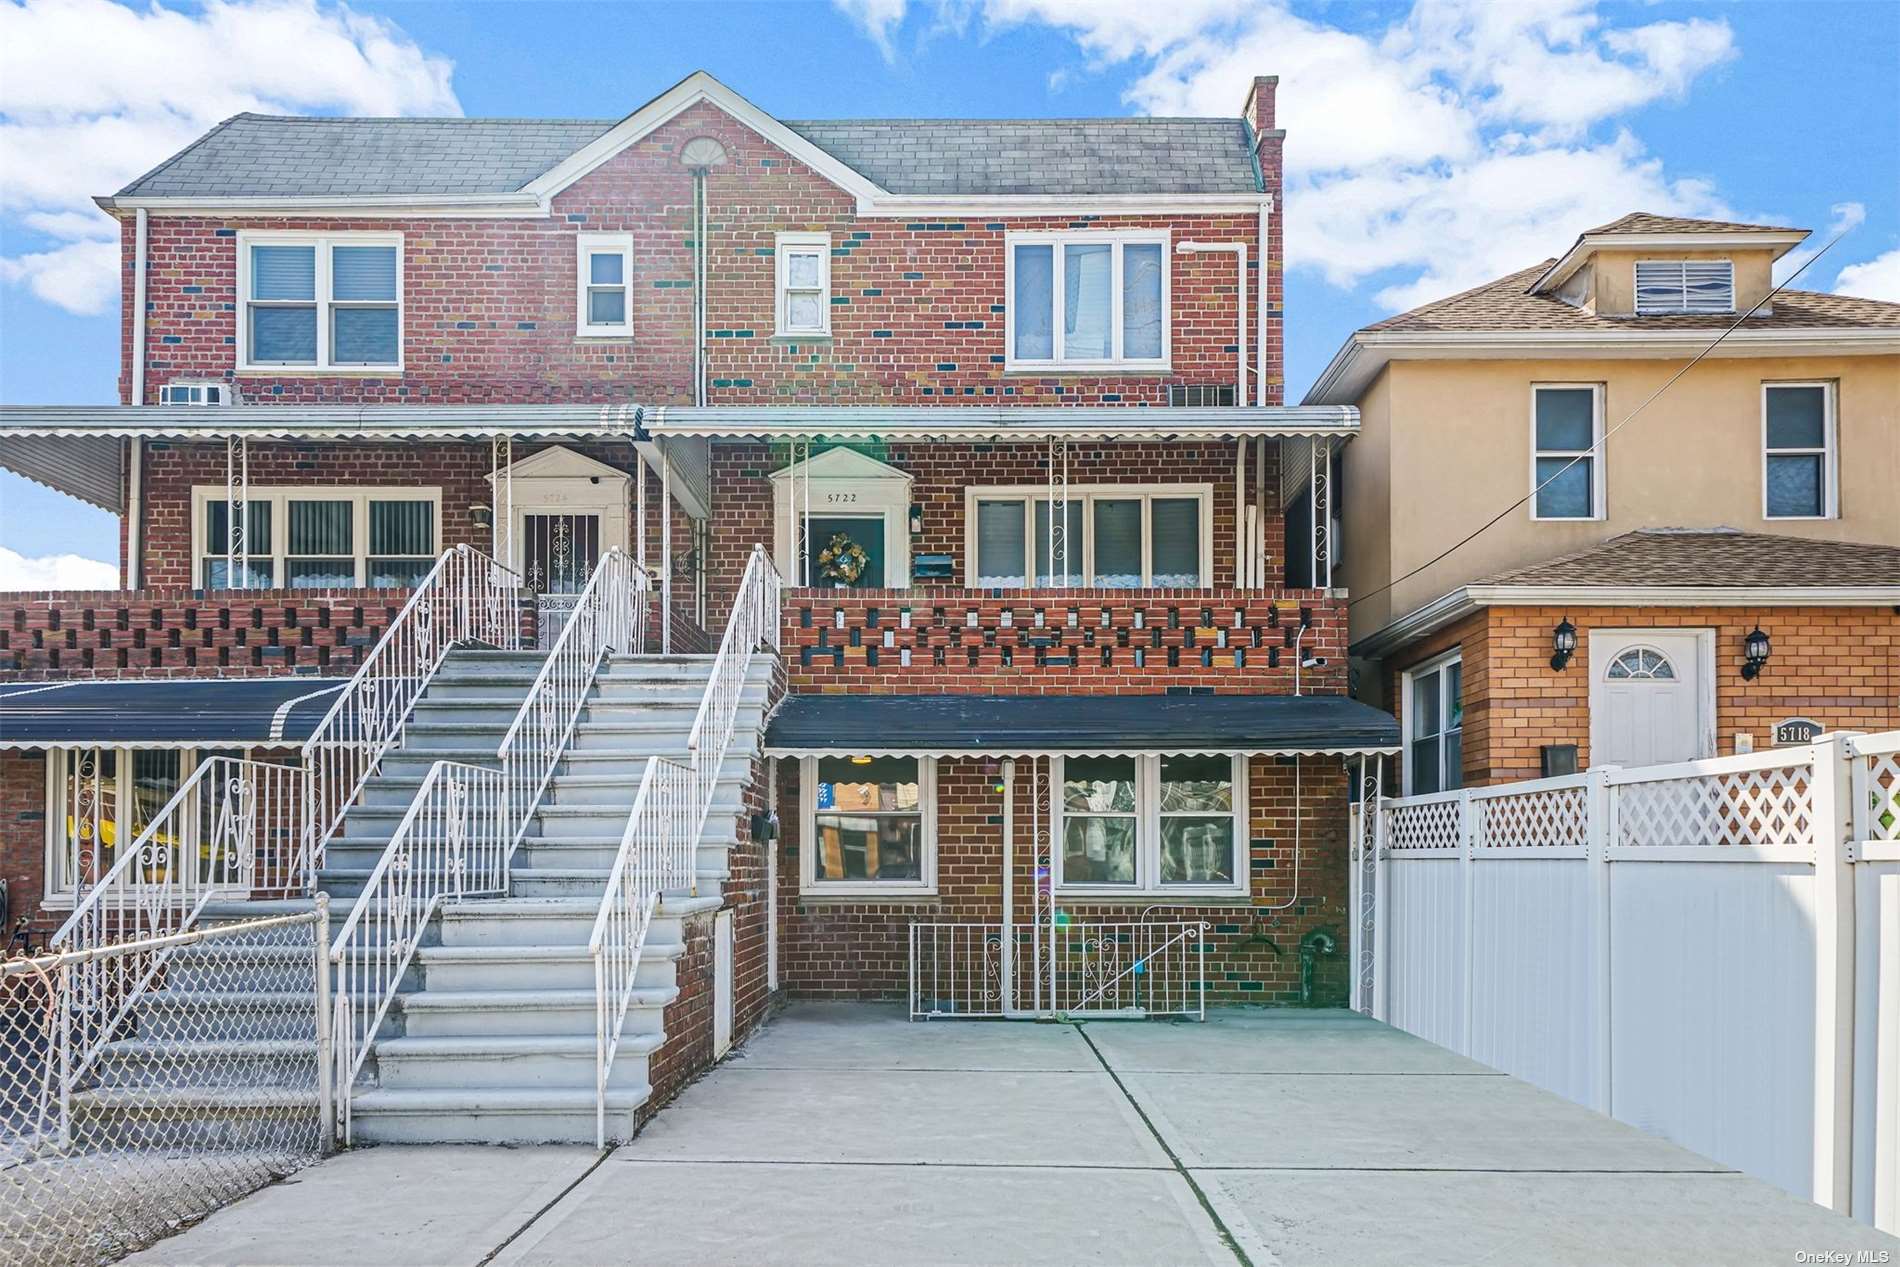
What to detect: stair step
<box><xmin>369</xmin><ymin>1031</ymin><xmax>659</xmax><ymax>1091</ymax></box>
<box><xmin>414</xmin><ymin>941</ymin><xmax>681</xmax><ymax>990</ymax></box>
<box><xmin>391</xmin><ymin>986</ymin><xmax>675</xmax><ymax>1038</ymax></box>
<box><xmin>347</xmin><ymin>1085</ymin><xmax>650</xmax><ymax>1144</ymax></box>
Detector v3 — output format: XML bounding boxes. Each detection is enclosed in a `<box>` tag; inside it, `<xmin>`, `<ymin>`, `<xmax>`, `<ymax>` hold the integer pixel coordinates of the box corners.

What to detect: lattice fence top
<box><xmin>1384</xmin><ymin>797</ymin><xmax>1462</xmax><ymax>853</ymax></box>
<box><xmin>1862</xmin><ymin>751</ymin><xmax>1900</xmax><ymax>844</ymax></box>
<box><xmin>1614</xmin><ymin>763</ymin><xmax>1814</xmax><ymax>851</ymax></box>
<box><xmin>1476</xmin><ymin>784</ymin><xmax>1589</xmax><ymax>851</ymax></box>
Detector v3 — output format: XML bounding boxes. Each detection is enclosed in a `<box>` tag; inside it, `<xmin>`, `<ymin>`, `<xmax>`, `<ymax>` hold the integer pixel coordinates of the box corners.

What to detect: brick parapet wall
<box><xmin>1384</xmin><ymin>604</ymin><xmax>1900</xmax><ymax>786</ymax></box>
<box><xmin>120</xmin><ymin>101</ymin><xmax>1278</xmax><ymax>409</ymax></box>
<box><xmin>773</xmin><ymin>754</ymin><xmax>1351</xmax><ymax>1006</ymax></box>
<box><xmin>784</xmin><ymin>587</ymin><xmax>1347</xmax><ymax>695</ymax></box>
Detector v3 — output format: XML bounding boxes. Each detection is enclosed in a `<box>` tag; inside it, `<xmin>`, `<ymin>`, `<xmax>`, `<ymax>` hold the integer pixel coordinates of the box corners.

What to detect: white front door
<box><xmin>1589</xmin><ymin>630</ymin><xmax>1711</xmax><ymax>768</ymax></box>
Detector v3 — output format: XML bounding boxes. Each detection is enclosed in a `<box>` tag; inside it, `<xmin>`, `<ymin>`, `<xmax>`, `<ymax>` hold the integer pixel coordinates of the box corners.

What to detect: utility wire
<box><xmin>1347</xmin><ymin>226</ymin><xmax>1852</xmax><ymax>612</ymax></box>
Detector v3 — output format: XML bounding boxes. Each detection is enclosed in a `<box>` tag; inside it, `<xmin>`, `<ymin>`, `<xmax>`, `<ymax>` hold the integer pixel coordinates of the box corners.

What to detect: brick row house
<box><xmin>1310</xmin><ymin>214</ymin><xmax>1900</xmax><ymax>792</ymax></box>
<box><xmin>0</xmin><ymin>72</ymin><xmax>1396</xmax><ymax>1141</ymax></box>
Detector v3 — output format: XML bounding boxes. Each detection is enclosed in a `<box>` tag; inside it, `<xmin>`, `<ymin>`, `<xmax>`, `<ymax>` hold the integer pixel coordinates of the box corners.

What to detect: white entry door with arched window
<box><xmin>1588</xmin><ymin>629</ymin><xmax>1713</xmax><ymax>768</ymax></box>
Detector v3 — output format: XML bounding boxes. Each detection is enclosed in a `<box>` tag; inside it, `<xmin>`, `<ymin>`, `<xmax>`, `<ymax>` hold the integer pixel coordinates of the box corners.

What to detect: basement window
<box><xmin>1634</xmin><ymin>260</ymin><xmax>1734</xmax><ymax>315</ymax></box>
<box><xmin>1054</xmin><ymin>754</ymin><xmax>1246</xmax><ymax>896</ymax></box>
<box><xmin>45</xmin><ymin>747</ymin><xmax>245</xmax><ymax>901</ymax></box>
<box><xmin>800</xmin><ymin>755</ymin><xmax>937</xmax><ymax>897</ymax></box>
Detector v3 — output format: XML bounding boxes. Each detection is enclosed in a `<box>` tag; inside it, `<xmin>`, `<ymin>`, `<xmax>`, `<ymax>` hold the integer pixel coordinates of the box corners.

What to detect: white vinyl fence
<box><xmin>1355</xmin><ymin>731</ymin><xmax>1900</xmax><ymax>1232</ymax></box>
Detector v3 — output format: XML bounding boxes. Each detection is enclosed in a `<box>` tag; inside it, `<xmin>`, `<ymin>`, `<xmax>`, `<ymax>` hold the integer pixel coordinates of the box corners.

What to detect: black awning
<box><xmin>0</xmin><ymin>678</ymin><xmax>348</xmax><ymax>749</ymax></box>
<box><xmin>763</xmin><ymin>693</ymin><xmax>1400</xmax><ymax>757</ymax></box>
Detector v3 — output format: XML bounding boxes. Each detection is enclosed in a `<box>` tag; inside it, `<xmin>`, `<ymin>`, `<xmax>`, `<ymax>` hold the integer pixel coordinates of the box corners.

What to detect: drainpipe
<box><xmin>692</xmin><ymin>170</ymin><xmax>708</xmax><ymax>406</ymax></box>
<box><xmin>1256</xmin><ymin>201</ymin><xmax>1270</xmax><ymax>407</ymax></box>
<box><xmin>1000</xmin><ymin>758</ymin><xmax>1015</xmax><ymax>1015</ymax></box>
<box><xmin>127</xmin><ymin>208</ymin><xmax>149</xmax><ymax>589</ymax></box>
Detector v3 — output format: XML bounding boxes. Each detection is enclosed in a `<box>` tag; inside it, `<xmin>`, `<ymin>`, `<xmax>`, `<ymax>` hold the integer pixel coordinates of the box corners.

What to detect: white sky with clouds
<box><xmin>0</xmin><ymin>0</ymin><xmax>1895</xmax><ymax>585</ymax></box>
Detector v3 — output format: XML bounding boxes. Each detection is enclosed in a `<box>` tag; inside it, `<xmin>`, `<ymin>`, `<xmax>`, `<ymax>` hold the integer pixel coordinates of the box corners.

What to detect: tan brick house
<box><xmin>1306</xmin><ymin>213</ymin><xmax>1900</xmax><ymax>791</ymax></box>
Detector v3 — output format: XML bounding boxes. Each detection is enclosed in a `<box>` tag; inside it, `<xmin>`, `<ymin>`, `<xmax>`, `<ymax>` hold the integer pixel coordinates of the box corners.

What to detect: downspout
<box><xmin>127</xmin><ymin>208</ymin><xmax>148</xmax><ymax>588</ymax></box>
<box><xmin>1000</xmin><ymin>758</ymin><xmax>1015</xmax><ymax>1015</ymax></box>
<box><xmin>1256</xmin><ymin>201</ymin><xmax>1270</xmax><ymax>406</ymax></box>
<box><xmin>692</xmin><ymin>170</ymin><xmax>708</xmax><ymax>406</ymax></box>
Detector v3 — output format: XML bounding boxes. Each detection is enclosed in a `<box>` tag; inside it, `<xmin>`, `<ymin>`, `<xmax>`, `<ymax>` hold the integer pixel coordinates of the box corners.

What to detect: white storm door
<box><xmin>1589</xmin><ymin>630</ymin><xmax>1711</xmax><ymax>768</ymax></box>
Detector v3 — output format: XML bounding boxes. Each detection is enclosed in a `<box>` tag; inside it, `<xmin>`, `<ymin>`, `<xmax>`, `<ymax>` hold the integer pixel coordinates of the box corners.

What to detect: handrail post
<box><xmin>314</xmin><ymin>891</ymin><xmax>335</xmax><ymax>1153</ymax></box>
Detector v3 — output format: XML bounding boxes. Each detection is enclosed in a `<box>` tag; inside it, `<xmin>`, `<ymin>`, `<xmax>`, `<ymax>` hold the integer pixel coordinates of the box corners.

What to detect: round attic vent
<box><xmin>680</xmin><ymin>137</ymin><xmax>728</xmax><ymax>170</ymax></box>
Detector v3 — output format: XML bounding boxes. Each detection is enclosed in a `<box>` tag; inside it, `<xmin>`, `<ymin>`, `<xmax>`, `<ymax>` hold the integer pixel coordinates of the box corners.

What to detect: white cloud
<box><xmin>1776</xmin><ymin>201</ymin><xmax>1865</xmax><ymax>287</ymax></box>
<box><xmin>833</xmin><ymin>0</ymin><xmax>909</xmax><ymax>60</ymax></box>
<box><xmin>837</xmin><ymin>0</ymin><xmax>1743</xmax><ymax>310</ymax></box>
<box><xmin>0</xmin><ymin>0</ymin><xmax>460</xmax><ymax>314</ymax></box>
<box><xmin>1834</xmin><ymin>248</ymin><xmax>1900</xmax><ymax>302</ymax></box>
<box><xmin>0</xmin><ymin>545</ymin><xmax>117</xmax><ymax>591</ymax></box>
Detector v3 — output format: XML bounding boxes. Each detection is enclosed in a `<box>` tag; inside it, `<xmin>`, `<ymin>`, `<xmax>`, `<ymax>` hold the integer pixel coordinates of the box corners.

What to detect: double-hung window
<box><xmin>1762</xmin><ymin>382</ymin><xmax>1837</xmax><ymax>519</ymax></box>
<box><xmin>1007</xmin><ymin>231</ymin><xmax>1168</xmax><ymax>370</ymax></box>
<box><xmin>193</xmin><ymin>487</ymin><xmax>439</xmax><ymax>590</ymax></box>
<box><xmin>239</xmin><ymin>232</ymin><xmax>401</xmax><ymax>371</ymax></box>
<box><xmin>1055</xmin><ymin>754</ymin><xmax>1245</xmax><ymax>896</ymax></box>
<box><xmin>1634</xmin><ymin>260</ymin><xmax>1734</xmax><ymax>314</ymax></box>
<box><xmin>800</xmin><ymin>755</ymin><xmax>936</xmax><ymax>896</ymax></box>
<box><xmin>774</xmin><ymin>233</ymin><xmax>831</xmax><ymax>337</ymax></box>
<box><xmin>1530</xmin><ymin>384</ymin><xmax>1603</xmax><ymax>520</ymax></box>
<box><xmin>576</xmin><ymin>233</ymin><xmax>634</xmax><ymax>337</ymax></box>
<box><xmin>967</xmin><ymin>486</ymin><xmax>1209</xmax><ymax>588</ymax></box>
<box><xmin>1405</xmin><ymin>653</ymin><xmax>1463</xmax><ymax>795</ymax></box>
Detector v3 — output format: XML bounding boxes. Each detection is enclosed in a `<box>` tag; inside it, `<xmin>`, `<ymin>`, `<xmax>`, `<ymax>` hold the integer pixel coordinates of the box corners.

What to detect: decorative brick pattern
<box><xmin>1386</xmin><ymin>605</ymin><xmax>1900</xmax><ymax>785</ymax></box>
<box><xmin>786</xmin><ymin>587</ymin><xmax>1346</xmax><ymax>695</ymax></box>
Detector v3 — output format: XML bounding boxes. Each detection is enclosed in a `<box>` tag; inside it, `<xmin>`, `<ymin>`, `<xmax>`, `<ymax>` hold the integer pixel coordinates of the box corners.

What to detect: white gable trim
<box><xmin>484</xmin><ymin>443</ymin><xmax>632</xmax><ymax>486</ymax></box>
<box><xmin>524</xmin><ymin>70</ymin><xmax>887</xmax><ymax>208</ymax></box>
<box><xmin>767</xmin><ymin>445</ymin><xmax>913</xmax><ymax>486</ymax></box>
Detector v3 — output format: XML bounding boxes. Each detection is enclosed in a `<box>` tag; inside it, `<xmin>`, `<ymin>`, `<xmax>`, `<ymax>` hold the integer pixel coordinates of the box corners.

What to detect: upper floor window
<box><xmin>1405</xmin><ymin>652</ymin><xmax>1463</xmax><ymax>795</ymax></box>
<box><xmin>1763</xmin><ymin>382</ymin><xmax>1838</xmax><ymax>519</ymax></box>
<box><xmin>775</xmin><ymin>233</ymin><xmax>831</xmax><ymax>337</ymax></box>
<box><xmin>238</xmin><ymin>232</ymin><xmax>401</xmax><ymax>371</ymax></box>
<box><xmin>1007</xmin><ymin>231</ymin><xmax>1168</xmax><ymax>370</ymax></box>
<box><xmin>1634</xmin><ymin>260</ymin><xmax>1734</xmax><ymax>315</ymax></box>
<box><xmin>1530</xmin><ymin>384</ymin><xmax>1604</xmax><ymax>520</ymax></box>
<box><xmin>576</xmin><ymin>233</ymin><xmax>634</xmax><ymax>338</ymax></box>
<box><xmin>966</xmin><ymin>485</ymin><xmax>1209</xmax><ymax>588</ymax></box>
<box><xmin>193</xmin><ymin>486</ymin><xmax>439</xmax><ymax>590</ymax></box>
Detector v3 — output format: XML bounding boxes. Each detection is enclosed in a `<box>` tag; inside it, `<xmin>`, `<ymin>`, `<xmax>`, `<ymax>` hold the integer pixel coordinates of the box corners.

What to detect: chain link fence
<box><xmin>2</xmin><ymin>905</ymin><xmax>333</xmax><ymax>1267</ymax></box>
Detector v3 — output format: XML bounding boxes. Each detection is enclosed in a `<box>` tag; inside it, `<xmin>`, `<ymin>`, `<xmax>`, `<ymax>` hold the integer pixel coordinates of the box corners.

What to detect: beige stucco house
<box><xmin>1306</xmin><ymin>213</ymin><xmax>1900</xmax><ymax>790</ymax></box>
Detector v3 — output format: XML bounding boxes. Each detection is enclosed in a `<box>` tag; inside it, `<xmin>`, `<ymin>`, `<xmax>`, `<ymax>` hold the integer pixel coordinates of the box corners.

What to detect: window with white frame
<box><xmin>46</xmin><ymin>746</ymin><xmax>244</xmax><ymax>897</ymax></box>
<box><xmin>1634</xmin><ymin>260</ymin><xmax>1734</xmax><ymax>315</ymax></box>
<box><xmin>159</xmin><ymin>382</ymin><xmax>234</xmax><ymax>405</ymax></box>
<box><xmin>192</xmin><ymin>487</ymin><xmax>439</xmax><ymax>590</ymax></box>
<box><xmin>1763</xmin><ymin>382</ymin><xmax>1837</xmax><ymax>519</ymax></box>
<box><xmin>238</xmin><ymin>232</ymin><xmax>401</xmax><ymax>370</ymax></box>
<box><xmin>576</xmin><ymin>233</ymin><xmax>634</xmax><ymax>337</ymax></box>
<box><xmin>966</xmin><ymin>486</ymin><xmax>1209</xmax><ymax>588</ymax></box>
<box><xmin>800</xmin><ymin>756</ymin><xmax>936</xmax><ymax>895</ymax></box>
<box><xmin>774</xmin><ymin>233</ymin><xmax>831</xmax><ymax>337</ymax></box>
<box><xmin>1531</xmin><ymin>384</ymin><xmax>1603</xmax><ymax>520</ymax></box>
<box><xmin>1405</xmin><ymin>653</ymin><xmax>1463</xmax><ymax>795</ymax></box>
<box><xmin>1055</xmin><ymin>753</ymin><xmax>1246</xmax><ymax>895</ymax></box>
<box><xmin>1007</xmin><ymin>231</ymin><xmax>1168</xmax><ymax>369</ymax></box>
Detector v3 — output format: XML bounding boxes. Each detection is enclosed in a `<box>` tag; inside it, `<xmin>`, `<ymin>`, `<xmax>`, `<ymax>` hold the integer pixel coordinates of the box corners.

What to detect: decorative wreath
<box><xmin>816</xmin><ymin>532</ymin><xmax>870</xmax><ymax>585</ymax></box>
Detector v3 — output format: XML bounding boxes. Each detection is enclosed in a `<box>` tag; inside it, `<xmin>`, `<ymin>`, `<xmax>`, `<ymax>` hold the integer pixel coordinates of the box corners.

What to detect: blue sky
<box><xmin>2</xmin><ymin>0</ymin><xmax>1897</xmax><ymax>582</ymax></box>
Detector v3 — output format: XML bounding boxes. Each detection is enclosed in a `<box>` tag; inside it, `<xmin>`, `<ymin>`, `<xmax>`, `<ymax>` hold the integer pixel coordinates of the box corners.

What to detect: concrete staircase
<box><xmin>325</xmin><ymin>649</ymin><xmax>771</xmax><ymax>1144</ymax></box>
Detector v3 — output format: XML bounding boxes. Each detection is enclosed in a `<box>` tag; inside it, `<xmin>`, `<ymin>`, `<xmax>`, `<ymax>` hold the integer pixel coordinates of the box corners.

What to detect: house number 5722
<box><xmin>826</xmin><ymin>492</ymin><xmax>858</xmax><ymax>504</ymax></box>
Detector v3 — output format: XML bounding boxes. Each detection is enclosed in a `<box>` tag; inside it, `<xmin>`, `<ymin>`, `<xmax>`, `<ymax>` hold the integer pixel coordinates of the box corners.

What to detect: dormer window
<box><xmin>1634</xmin><ymin>260</ymin><xmax>1734</xmax><ymax>314</ymax></box>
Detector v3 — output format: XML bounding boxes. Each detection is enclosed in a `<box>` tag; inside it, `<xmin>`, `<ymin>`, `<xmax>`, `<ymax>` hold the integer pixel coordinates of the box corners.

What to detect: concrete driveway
<box><xmin>129</xmin><ymin>1003</ymin><xmax>1900</xmax><ymax>1267</ymax></box>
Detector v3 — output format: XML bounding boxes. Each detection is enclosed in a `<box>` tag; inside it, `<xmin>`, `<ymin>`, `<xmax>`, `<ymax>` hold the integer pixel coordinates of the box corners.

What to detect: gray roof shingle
<box><xmin>114</xmin><ymin>112</ymin><xmax>1260</xmax><ymax>200</ymax></box>
<box><xmin>1474</xmin><ymin>529</ymin><xmax>1900</xmax><ymax>589</ymax></box>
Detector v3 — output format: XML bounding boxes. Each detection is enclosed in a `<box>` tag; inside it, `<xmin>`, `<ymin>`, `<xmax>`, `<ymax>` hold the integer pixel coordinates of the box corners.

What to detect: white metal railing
<box><xmin>4</xmin><ymin>905</ymin><xmax>332</xmax><ymax>1267</ymax></box>
<box><xmin>47</xmin><ymin>756</ymin><xmax>302</xmax><ymax>1078</ymax></box>
<box><xmin>498</xmin><ymin>548</ymin><xmax>650</xmax><ymax>871</ymax></box>
<box><xmin>588</xmin><ymin>543</ymin><xmax>780</xmax><ymax>1147</ymax></box>
<box><xmin>326</xmin><ymin>760</ymin><xmax>509</xmax><ymax>1141</ymax></box>
<box><xmin>1047</xmin><ymin>920</ymin><xmax>1207</xmax><ymax>1018</ymax></box>
<box><xmin>300</xmin><ymin>544</ymin><xmax>521</xmax><ymax>886</ymax></box>
<box><xmin>910</xmin><ymin>923</ymin><xmax>1014</xmax><ymax>1018</ymax></box>
<box><xmin>1365</xmin><ymin>731</ymin><xmax>1900</xmax><ymax>1233</ymax></box>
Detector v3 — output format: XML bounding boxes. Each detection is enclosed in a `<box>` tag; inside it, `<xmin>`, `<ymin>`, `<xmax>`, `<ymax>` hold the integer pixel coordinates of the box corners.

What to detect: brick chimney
<box><xmin>1242</xmin><ymin>75</ymin><xmax>1284</xmax><ymax>404</ymax></box>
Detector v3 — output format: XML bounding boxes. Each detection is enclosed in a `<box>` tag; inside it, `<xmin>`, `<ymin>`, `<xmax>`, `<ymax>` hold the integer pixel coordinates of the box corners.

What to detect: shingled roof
<box><xmin>1580</xmin><ymin>212</ymin><xmax>1809</xmax><ymax>236</ymax></box>
<box><xmin>1474</xmin><ymin>530</ymin><xmax>1900</xmax><ymax>589</ymax></box>
<box><xmin>114</xmin><ymin>111</ymin><xmax>1260</xmax><ymax>200</ymax></box>
<box><xmin>1361</xmin><ymin>263</ymin><xmax>1900</xmax><ymax>334</ymax></box>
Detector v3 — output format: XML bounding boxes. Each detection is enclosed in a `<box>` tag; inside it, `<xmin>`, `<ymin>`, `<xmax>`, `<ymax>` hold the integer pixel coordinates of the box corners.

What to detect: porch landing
<box><xmin>126</xmin><ymin>1005</ymin><xmax>1897</xmax><ymax>1267</ymax></box>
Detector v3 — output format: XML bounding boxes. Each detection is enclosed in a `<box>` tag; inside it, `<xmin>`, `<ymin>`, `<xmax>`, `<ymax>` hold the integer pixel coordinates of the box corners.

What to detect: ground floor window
<box><xmin>1054</xmin><ymin>753</ymin><xmax>1246</xmax><ymax>896</ymax></box>
<box><xmin>46</xmin><ymin>746</ymin><xmax>243</xmax><ymax>897</ymax></box>
<box><xmin>1404</xmin><ymin>652</ymin><xmax>1463</xmax><ymax>794</ymax></box>
<box><xmin>191</xmin><ymin>486</ymin><xmax>439</xmax><ymax>590</ymax></box>
<box><xmin>800</xmin><ymin>755</ymin><xmax>937</xmax><ymax>896</ymax></box>
<box><xmin>966</xmin><ymin>485</ymin><xmax>1211</xmax><ymax>588</ymax></box>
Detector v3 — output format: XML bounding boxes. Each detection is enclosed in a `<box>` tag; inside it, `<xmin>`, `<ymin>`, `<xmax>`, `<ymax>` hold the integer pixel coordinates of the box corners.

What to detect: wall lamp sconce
<box><xmin>1741</xmin><ymin>625</ymin><xmax>1772</xmax><ymax>681</ymax></box>
<box><xmin>909</xmin><ymin>503</ymin><xmax>924</xmax><ymax>535</ymax></box>
<box><xmin>469</xmin><ymin>503</ymin><xmax>494</xmax><ymax>531</ymax></box>
<box><xmin>1549</xmin><ymin>617</ymin><xmax>1578</xmax><ymax>671</ymax></box>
